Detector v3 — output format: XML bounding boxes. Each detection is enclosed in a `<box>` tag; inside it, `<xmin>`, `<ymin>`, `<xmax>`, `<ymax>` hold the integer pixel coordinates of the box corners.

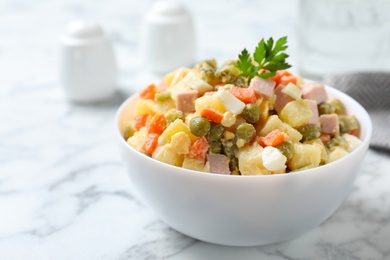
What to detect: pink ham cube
<box><xmin>274</xmin><ymin>85</ymin><xmax>294</xmax><ymax>113</ymax></box>
<box><xmin>207</xmin><ymin>154</ymin><xmax>230</xmax><ymax>174</ymax></box>
<box><xmin>320</xmin><ymin>114</ymin><xmax>339</xmax><ymax>136</ymax></box>
<box><xmin>176</xmin><ymin>90</ymin><xmax>198</xmax><ymax>112</ymax></box>
<box><xmin>307</xmin><ymin>99</ymin><xmax>319</xmax><ymax>125</ymax></box>
<box><xmin>249</xmin><ymin>76</ymin><xmax>276</xmax><ymax>100</ymax></box>
<box><xmin>300</xmin><ymin>83</ymin><xmax>328</xmax><ymax>103</ymax></box>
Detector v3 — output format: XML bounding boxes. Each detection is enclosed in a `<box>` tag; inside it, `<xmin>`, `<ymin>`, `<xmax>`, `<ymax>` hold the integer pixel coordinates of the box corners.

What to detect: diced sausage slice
<box><xmin>320</xmin><ymin>114</ymin><xmax>339</xmax><ymax>136</ymax></box>
<box><xmin>274</xmin><ymin>85</ymin><xmax>294</xmax><ymax>113</ymax></box>
<box><xmin>249</xmin><ymin>76</ymin><xmax>276</xmax><ymax>100</ymax></box>
<box><xmin>300</xmin><ymin>83</ymin><xmax>328</xmax><ymax>103</ymax></box>
<box><xmin>207</xmin><ymin>154</ymin><xmax>230</xmax><ymax>174</ymax></box>
<box><xmin>307</xmin><ymin>99</ymin><xmax>319</xmax><ymax>125</ymax></box>
<box><xmin>176</xmin><ymin>90</ymin><xmax>198</xmax><ymax>112</ymax></box>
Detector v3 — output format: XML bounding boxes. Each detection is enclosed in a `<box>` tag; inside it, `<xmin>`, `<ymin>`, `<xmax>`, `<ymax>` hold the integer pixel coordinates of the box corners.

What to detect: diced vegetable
<box><xmin>142</xmin><ymin>133</ymin><xmax>160</xmax><ymax>155</ymax></box>
<box><xmin>147</xmin><ymin>112</ymin><xmax>166</xmax><ymax>135</ymax></box>
<box><xmin>258</xmin><ymin>129</ymin><xmax>286</xmax><ymax>147</ymax></box>
<box><xmin>200</xmin><ymin>107</ymin><xmax>224</xmax><ymax>124</ymax></box>
<box><xmin>230</xmin><ymin>86</ymin><xmax>258</xmax><ymax>104</ymax></box>
<box><xmin>279</xmin><ymin>100</ymin><xmax>312</xmax><ymax>128</ymax></box>
<box><xmin>139</xmin><ymin>84</ymin><xmax>156</xmax><ymax>100</ymax></box>
<box><xmin>169</xmin><ymin>132</ymin><xmax>191</xmax><ymax>154</ymax></box>
<box><xmin>287</xmin><ymin>143</ymin><xmax>321</xmax><ymax>171</ymax></box>
<box><xmin>134</xmin><ymin>114</ymin><xmax>149</xmax><ymax>131</ymax></box>
<box><xmin>152</xmin><ymin>145</ymin><xmax>184</xmax><ymax>167</ymax></box>
<box><xmin>188</xmin><ymin>137</ymin><xmax>209</xmax><ymax>160</ymax></box>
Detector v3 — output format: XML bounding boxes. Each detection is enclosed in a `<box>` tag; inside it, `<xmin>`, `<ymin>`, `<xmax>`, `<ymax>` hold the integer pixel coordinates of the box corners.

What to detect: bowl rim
<box><xmin>115</xmin><ymin>84</ymin><xmax>373</xmax><ymax>179</ymax></box>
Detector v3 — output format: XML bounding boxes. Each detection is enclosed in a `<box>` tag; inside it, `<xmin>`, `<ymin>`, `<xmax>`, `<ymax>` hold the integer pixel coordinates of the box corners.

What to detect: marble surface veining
<box><xmin>1</xmin><ymin>0</ymin><xmax>390</xmax><ymax>259</ymax></box>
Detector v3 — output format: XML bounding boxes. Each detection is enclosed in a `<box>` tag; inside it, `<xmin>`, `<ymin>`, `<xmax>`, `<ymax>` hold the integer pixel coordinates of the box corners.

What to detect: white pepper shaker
<box><xmin>140</xmin><ymin>0</ymin><xmax>196</xmax><ymax>74</ymax></box>
<box><xmin>59</xmin><ymin>20</ymin><xmax>117</xmax><ymax>103</ymax></box>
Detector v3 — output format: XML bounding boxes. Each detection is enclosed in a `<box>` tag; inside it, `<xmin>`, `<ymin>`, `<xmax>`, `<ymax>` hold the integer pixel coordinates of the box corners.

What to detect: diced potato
<box><xmin>134</xmin><ymin>99</ymin><xmax>156</xmax><ymax>116</ymax></box>
<box><xmin>168</xmin><ymin>67</ymin><xmax>191</xmax><ymax>87</ymax></box>
<box><xmin>262</xmin><ymin>146</ymin><xmax>287</xmax><ymax>171</ymax></box>
<box><xmin>194</xmin><ymin>94</ymin><xmax>226</xmax><ymax>113</ymax></box>
<box><xmin>342</xmin><ymin>133</ymin><xmax>362</xmax><ymax>152</ymax></box>
<box><xmin>283</xmin><ymin>123</ymin><xmax>303</xmax><ymax>143</ymax></box>
<box><xmin>159</xmin><ymin>119</ymin><xmax>197</xmax><ymax>145</ymax></box>
<box><xmin>155</xmin><ymin>99</ymin><xmax>175</xmax><ymax>114</ymax></box>
<box><xmin>305</xmin><ymin>138</ymin><xmax>328</xmax><ymax>164</ymax></box>
<box><xmin>182</xmin><ymin>157</ymin><xmax>206</xmax><ymax>171</ymax></box>
<box><xmin>259</xmin><ymin>115</ymin><xmax>284</xmax><ymax>136</ymax></box>
<box><xmin>328</xmin><ymin>147</ymin><xmax>349</xmax><ymax>163</ymax></box>
<box><xmin>281</xmin><ymin>83</ymin><xmax>302</xmax><ymax>100</ymax></box>
<box><xmin>237</xmin><ymin>143</ymin><xmax>271</xmax><ymax>175</ymax></box>
<box><xmin>287</xmin><ymin>143</ymin><xmax>321</xmax><ymax>171</ymax></box>
<box><xmin>181</xmin><ymin>71</ymin><xmax>213</xmax><ymax>94</ymax></box>
<box><xmin>259</xmin><ymin>115</ymin><xmax>302</xmax><ymax>143</ymax></box>
<box><xmin>258</xmin><ymin>99</ymin><xmax>269</xmax><ymax>126</ymax></box>
<box><xmin>169</xmin><ymin>132</ymin><xmax>191</xmax><ymax>154</ymax></box>
<box><xmin>279</xmin><ymin>100</ymin><xmax>313</xmax><ymax>128</ymax></box>
<box><xmin>170</xmin><ymin>81</ymin><xmax>192</xmax><ymax>100</ymax></box>
<box><xmin>127</xmin><ymin>127</ymin><xmax>147</xmax><ymax>152</ymax></box>
<box><xmin>152</xmin><ymin>145</ymin><xmax>184</xmax><ymax>167</ymax></box>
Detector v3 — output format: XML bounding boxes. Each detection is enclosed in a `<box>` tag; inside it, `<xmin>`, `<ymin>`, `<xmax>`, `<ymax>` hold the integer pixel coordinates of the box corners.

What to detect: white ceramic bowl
<box><xmin>115</xmin><ymin>85</ymin><xmax>372</xmax><ymax>246</ymax></box>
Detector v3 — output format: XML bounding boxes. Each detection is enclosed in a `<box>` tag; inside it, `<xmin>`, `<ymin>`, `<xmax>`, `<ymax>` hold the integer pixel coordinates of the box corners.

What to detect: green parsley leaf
<box><xmin>236</xmin><ymin>49</ymin><xmax>253</xmax><ymax>78</ymax></box>
<box><xmin>236</xmin><ymin>36</ymin><xmax>291</xmax><ymax>82</ymax></box>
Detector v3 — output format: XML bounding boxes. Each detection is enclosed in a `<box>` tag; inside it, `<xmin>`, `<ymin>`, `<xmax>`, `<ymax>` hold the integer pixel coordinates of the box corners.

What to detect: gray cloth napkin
<box><xmin>324</xmin><ymin>72</ymin><xmax>390</xmax><ymax>150</ymax></box>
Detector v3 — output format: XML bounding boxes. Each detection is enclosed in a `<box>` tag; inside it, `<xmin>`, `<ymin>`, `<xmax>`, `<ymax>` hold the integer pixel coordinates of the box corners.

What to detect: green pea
<box><xmin>327</xmin><ymin>135</ymin><xmax>348</xmax><ymax>150</ymax></box>
<box><xmin>190</xmin><ymin>116</ymin><xmax>211</xmax><ymax>137</ymax></box>
<box><xmin>207</xmin><ymin>123</ymin><xmax>225</xmax><ymax>141</ymax></box>
<box><xmin>241</xmin><ymin>104</ymin><xmax>261</xmax><ymax>123</ymax></box>
<box><xmin>123</xmin><ymin>125</ymin><xmax>134</xmax><ymax>140</ymax></box>
<box><xmin>165</xmin><ymin>109</ymin><xmax>183</xmax><ymax>125</ymax></box>
<box><xmin>339</xmin><ymin>115</ymin><xmax>359</xmax><ymax>134</ymax></box>
<box><xmin>222</xmin><ymin>140</ymin><xmax>238</xmax><ymax>159</ymax></box>
<box><xmin>298</xmin><ymin>125</ymin><xmax>320</xmax><ymax>142</ymax></box>
<box><xmin>277</xmin><ymin>141</ymin><xmax>294</xmax><ymax>160</ymax></box>
<box><xmin>209</xmin><ymin>141</ymin><xmax>222</xmax><ymax>154</ymax></box>
<box><xmin>194</xmin><ymin>59</ymin><xmax>217</xmax><ymax>84</ymax></box>
<box><xmin>318</xmin><ymin>102</ymin><xmax>335</xmax><ymax>115</ymax></box>
<box><xmin>155</xmin><ymin>91</ymin><xmax>171</xmax><ymax>102</ymax></box>
<box><xmin>235</xmin><ymin>123</ymin><xmax>256</xmax><ymax>143</ymax></box>
<box><xmin>330</xmin><ymin>99</ymin><xmax>345</xmax><ymax>115</ymax></box>
<box><xmin>215</xmin><ymin>65</ymin><xmax>241</xmax><ymax>84</ymax></box>
<box><xmin>229</xmin><ymin>157</ymin><xmax>239</xmax><ymax>172</ymax></box>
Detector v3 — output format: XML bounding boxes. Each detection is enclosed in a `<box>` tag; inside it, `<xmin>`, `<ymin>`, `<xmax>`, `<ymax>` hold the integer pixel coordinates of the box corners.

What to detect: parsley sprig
<box><xmin>236</xmin><ymin>36</ymin><xmax>291</xmax><ymax>81</ymax></box>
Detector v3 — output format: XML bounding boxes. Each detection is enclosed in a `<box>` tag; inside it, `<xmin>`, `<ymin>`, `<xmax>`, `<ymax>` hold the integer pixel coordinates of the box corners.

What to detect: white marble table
<box><xmin>1</xmin><ymin>0</ymin><xmax>390</xmax><ymax>259</ymax></box>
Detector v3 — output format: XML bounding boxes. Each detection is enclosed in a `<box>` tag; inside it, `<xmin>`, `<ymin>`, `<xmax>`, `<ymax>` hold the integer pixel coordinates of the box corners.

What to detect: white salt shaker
<box><xmin>140</xmin><ymin>0</ymin><xmax>196</xmax><ymax>74</ymax></box>
<box><xmin>59</xmin><ymin>20</ymin><xmax>117</xmax><ymax>103</ymax></box>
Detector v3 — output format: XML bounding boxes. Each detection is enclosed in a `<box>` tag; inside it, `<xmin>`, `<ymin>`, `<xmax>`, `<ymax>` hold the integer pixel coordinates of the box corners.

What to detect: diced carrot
<box><xmin>349</xmin><ymin>129</ymin><xmax>360</xmax><ymax>137</ymax></box>
<box><xmin>200</xmin><ymin>107</ymin><xmax>224</xmax><ymax>124</ymax></box>
<box><xmin>268</xmin><ymin>70</ymin><xmax>297</xmax><ymax>87</ymax></box>
<box><xmin>188</xmin><ymin>137</ymin><xmax>209</xmax><ymax>160</ymax></box>
<box><xmin>147</xmin><ymin>112</ymin><xmax>166</xmax><ymax>135</ymax></box>
<box><xmin>133</xmin><ymin>114</ymin><xmax>149</xmax><ymax>131</ymax></box>
<box><xmin>319</xmin><ymin>133</ymin><xmax>331</xmax><ymax>145</ymax></box>
<box><xmin>258</xmin><ymin>129</ymin><xmax>286</xmax><ymax>147</ymax></box>
<box><xmin>230</xmin><ymin>86</ymin><xmax>258</xmax><ymax>104</ymax></box>
<box><xmin>139</xmin><ymin>84</ymin><xmax>156</xmax><ymax>100</ymax></box>
<box><xmin>142</xmin><ymin>133</ymin><xmax>159</xmax><ymax>155</ymax></box>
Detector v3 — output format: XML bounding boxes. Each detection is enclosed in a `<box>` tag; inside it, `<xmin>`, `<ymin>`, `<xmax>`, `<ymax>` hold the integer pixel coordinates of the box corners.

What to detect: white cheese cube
<box><xmin>216</xmin><ymin>89</ymin><xmax>245</xmax><ymax>115</ymax></box>
<box><xmin>262</xmin><ymin>146</ymin><xmax>287</xmax><ymax>171</ymax></box>
<box><xmin>281</xmin><ymin>83</ymin><xmax>302</xmax><ymax>100</ymax></box>
<box><xmin>342</xmin><ymin>133</ymin><xmax>362</xmax><ymax>152</ymax></box>
<box><xmin>181</xmin><ymin>71</ymin><xmax>213</xmax><ymax>94</ymax></box>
